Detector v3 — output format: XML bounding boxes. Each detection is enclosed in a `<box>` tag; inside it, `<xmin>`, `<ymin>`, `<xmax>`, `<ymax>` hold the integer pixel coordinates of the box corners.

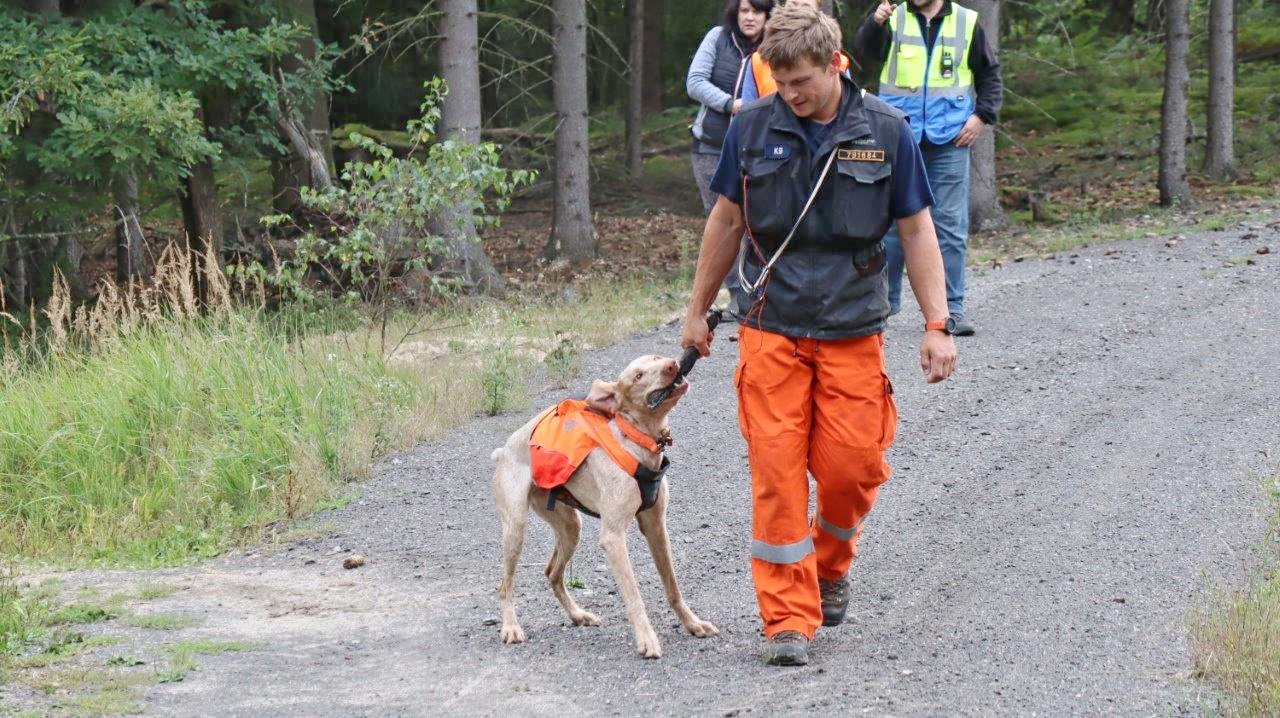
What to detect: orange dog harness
<box><xmin>529</xmin><ymin>399</ymin><xmax>670</xmax><ymax>517</ymax></box>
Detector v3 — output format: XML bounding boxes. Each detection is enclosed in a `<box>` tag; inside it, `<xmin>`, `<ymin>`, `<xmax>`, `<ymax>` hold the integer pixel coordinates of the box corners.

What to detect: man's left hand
<box><xmin>954</xmin><ymin>115</ymin><xmax>987</xmax><ymax>148</ymax></box>
<box><xmin>919</xmin><ymin>330</ymin><xmax>957</xmax><ymax>383</ymax></box>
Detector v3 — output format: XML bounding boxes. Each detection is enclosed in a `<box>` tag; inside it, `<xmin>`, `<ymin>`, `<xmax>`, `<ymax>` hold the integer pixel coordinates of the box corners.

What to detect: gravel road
<box><xmin>8</xmin><ymin>210</ymin><xmax>1280</xmax><ymax>717</ymax></box>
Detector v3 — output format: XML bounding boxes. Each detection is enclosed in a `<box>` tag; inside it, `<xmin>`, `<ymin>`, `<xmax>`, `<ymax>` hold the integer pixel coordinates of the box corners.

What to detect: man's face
<box><xmin>910</xmin><ymin>0</ymin><xmax>942</xmax><ymax>9</ymax></box>
<box><xmin>770</xmin><ymin>53</ymin><xmax>841</xmax><ymax>119</ymax></box>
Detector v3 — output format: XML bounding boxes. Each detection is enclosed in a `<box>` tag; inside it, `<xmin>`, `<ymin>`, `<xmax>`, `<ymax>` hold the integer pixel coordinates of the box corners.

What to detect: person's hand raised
<box><xmin>874</xmin><ymin>0</ymin><xmax>896</xmax><ymax>25</ymax></box>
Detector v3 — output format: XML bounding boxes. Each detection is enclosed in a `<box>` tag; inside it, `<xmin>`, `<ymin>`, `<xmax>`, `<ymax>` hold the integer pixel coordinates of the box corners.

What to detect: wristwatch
<box><xmin>925</xmin><ymin>319</ymin><xmax>954</xmax><ymax>335</ymax></box>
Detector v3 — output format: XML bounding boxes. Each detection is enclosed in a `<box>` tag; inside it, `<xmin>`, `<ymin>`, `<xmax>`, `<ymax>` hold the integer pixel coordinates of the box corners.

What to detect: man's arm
<box><xmin>681</xmin><ymin>196</ymin><xmax>745</xmax><ymax>356</ymax></box>
<box><xmin>968</xmin><ymin>25</ymin><xmax>1003</xmax><ymax>126</ymax></box>
<box><xmin>956</xmin><ymin>25</ymin><xmax>1004</xmax><ymax>147</ymax></box>
<box><xmin>852</xmin><ymin>1</ymin><xmax>894</xmax><ymax>68</ymax></box>
<box><xmin>896</xmin><ymin>207</ymin><xmax>957</xmax><ymax>383</ymax></box>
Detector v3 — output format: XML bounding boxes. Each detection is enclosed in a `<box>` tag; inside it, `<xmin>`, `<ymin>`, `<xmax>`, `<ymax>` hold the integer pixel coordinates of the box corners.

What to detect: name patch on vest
<box><xmin>836</xmin><ymin>148</ymin><xmax>885</xmax><ymax>163</ymax></box>
<box><xmin>764</xmin><ymin>144</ymin><xmax>791</xmax><ymax>160</ymax></box>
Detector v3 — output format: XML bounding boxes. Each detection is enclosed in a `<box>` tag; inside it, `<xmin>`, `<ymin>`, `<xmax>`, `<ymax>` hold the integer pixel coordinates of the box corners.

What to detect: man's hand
<box><xmin>680</xmin><ymin>312</ymin><xmax>713</xmax><ymax>358</ymax></box>
<box><xmin>732</xmin><ymin>98</ymin><xmax>743</xmax><ymax>115</ymax></box>
<box><xmin>919</xmin><ymin>330</ymin><xmax>957</xmax><ymax>383</ymax></box>
<box><xmin>873</xmin><ymin>0</ymin><xmax>896</xmax><ymax>25</ymax></box>
<box><xmin>954</xmin><ymin>114</ymin><xmax>987</xmax><ymax>148</ymax></box>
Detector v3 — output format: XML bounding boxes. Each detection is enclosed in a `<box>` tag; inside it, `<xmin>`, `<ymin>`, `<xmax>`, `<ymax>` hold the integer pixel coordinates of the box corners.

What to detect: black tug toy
<box><xmin>645</xmin><ymin>308</ymin><xmax>723</xmax><ymax>410</ymax></box>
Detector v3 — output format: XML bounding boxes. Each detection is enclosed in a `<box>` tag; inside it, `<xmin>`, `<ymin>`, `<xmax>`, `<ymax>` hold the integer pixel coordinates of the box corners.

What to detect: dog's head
<box><xmin>585</xmin><ymin>354</ymin><xmax>688</xmax><ymax>427</ymax></box>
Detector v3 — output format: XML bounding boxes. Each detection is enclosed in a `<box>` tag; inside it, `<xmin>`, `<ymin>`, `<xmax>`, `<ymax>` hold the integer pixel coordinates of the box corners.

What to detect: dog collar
<box><xmin>614</xmin><ymin>413</ymin><xmax>672</xmax><ymax>452</ymax></box>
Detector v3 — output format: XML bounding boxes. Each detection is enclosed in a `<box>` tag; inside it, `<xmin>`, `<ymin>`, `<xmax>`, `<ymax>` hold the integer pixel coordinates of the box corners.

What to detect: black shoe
<box><xmin>819</xmin><ymin>576</ymin><xmax>850</xmax><ymax>627</ymax></box>
<box><xmin>949</xmin><ymin>314</ymin><xmax>976</xmax><ymax>336</ymax></box>
<box><xmin>762</xmin><ymin>630</ymin><xmax>810</xmax><ymax>666</ymax></box>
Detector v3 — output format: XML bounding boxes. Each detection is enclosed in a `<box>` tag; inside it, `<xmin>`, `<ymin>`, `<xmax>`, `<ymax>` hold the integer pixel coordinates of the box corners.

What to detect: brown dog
<box><xmin>489</xmin><ymin>354</ymin><xmax>718</xmax><ymax>658</ymax></box>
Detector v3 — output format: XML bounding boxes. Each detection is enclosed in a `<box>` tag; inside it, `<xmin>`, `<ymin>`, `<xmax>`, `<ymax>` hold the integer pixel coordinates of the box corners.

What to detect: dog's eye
<box><xmin>633</xmin><ymin>371</ymin><xmax>643</xmax><ymax>382</ymax></box>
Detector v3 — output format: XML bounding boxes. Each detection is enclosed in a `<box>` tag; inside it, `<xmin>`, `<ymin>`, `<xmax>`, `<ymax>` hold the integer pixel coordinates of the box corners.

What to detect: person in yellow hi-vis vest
<box><xmin>854</xmin><ymin>0</ymin><xmax>1002</xmax><ymax>336</ymax></box>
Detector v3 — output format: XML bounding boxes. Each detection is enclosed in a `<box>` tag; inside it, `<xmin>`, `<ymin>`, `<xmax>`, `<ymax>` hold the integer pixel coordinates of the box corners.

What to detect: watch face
<box><xmin>944</xmin><ymin>316</ymin><xmax>958</xmax><ymax>334</ymax></box>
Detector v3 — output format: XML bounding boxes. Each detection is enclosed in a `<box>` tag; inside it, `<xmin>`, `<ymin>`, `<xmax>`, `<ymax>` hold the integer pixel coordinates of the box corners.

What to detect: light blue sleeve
<box><xmin>686</xmin><ymin>27</ymin><xmax>733</xmax><ymax>112</ymax></box>
<box><xmin>740</xmin><ymin>55</ymin><xmax>759</xmax><ymax>103</ymax></box>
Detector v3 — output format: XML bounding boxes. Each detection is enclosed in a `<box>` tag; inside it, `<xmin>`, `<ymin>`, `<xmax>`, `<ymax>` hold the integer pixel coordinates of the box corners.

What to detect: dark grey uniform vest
<box><xmin>691</xmin><ymin>28</ymin><xmax>751</xmax><ymax>153</ymax></box>
<box><xmin>732</xmin><ymin>76</ymin><xmax>907</xmax><ymax>339</ymax></box>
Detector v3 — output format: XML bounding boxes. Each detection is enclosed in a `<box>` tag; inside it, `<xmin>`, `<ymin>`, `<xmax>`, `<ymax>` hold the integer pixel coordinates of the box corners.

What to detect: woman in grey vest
<box><xmin>686</xmin><ymin>0</ymin><xmax>775</xmax><ymax>214</ymax></box>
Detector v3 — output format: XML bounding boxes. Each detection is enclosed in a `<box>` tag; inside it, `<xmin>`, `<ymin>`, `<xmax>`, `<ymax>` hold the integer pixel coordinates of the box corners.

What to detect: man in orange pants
<box><xmin>681</xmin><ymin>3</ymin><xmax>956</xmax><ymax>666</ymax></box>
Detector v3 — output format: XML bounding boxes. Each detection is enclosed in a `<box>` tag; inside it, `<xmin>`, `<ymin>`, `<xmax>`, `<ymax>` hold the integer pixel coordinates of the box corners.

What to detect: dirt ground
<box><xmin>3</xmin><ymin>205</ymin><xmax>1279</xmax><ymax>717</ymax></box>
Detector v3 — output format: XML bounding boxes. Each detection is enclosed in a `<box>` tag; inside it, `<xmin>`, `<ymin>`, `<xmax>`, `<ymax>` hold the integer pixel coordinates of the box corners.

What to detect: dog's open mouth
<box><xmin>645</xmin><ymin>375</ymin><xmax>690</xmax><ymax>409</ymax></box>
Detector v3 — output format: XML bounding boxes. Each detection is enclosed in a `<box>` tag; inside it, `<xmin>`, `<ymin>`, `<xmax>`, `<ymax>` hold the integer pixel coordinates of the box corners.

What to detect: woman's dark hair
<box><xmin>722</xmin><ymin>0</ymin><xmax>775</xmax><ymax>47</ymax></box>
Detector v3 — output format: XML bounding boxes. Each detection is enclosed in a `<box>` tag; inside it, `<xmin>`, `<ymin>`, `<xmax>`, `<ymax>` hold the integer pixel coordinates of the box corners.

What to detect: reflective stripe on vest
<box><xmin>751</xmin><ymin>535</ymin><xmax>815</xmax><ymax>564</ymax></box>
<box><xmin>878</xmin><ymin>3</ymin><xmax>977</xmax><ymax>143</ymax></box>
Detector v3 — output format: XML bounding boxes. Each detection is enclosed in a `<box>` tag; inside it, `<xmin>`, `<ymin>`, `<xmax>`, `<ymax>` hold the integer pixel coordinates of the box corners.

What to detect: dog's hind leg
<box><xmin>531</xmin><ymin>494</ymin><xmax>601</xmax><ymax>627</ymax></box>
<box><xmin>495</xmin><ymin>484</ymin><xmax>529</xmax><ymax>644</ymax></box>
<box><xmin>636</xmin><ymin>483</ymin><xmax>719</xmax><ymax>639</ymax></box>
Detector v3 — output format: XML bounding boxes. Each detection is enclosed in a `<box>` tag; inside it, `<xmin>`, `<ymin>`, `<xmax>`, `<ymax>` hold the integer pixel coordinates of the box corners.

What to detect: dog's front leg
<box><xmin>636</xmin><ymin>485</ymin><xmax>720</xmax><ymax>638</ymax></box>
<box><xmin>599</xmin><ymin>514</ymin><xmax>662</xmax><ymax>659</ymax></box>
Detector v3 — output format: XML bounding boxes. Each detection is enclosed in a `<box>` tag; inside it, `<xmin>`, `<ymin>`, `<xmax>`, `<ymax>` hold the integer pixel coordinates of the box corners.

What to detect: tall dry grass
<box><xmin>0</xmin><ymin>246</ymin><xmax>445</xmax><ymax>565</ymax></box>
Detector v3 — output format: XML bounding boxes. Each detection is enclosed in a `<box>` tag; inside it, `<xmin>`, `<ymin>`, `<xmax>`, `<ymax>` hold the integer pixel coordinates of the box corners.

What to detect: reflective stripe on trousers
<box><xmin>736</xmin><ymin>326</ymin><xmax>897</xmax><ymax>639</ymax></box>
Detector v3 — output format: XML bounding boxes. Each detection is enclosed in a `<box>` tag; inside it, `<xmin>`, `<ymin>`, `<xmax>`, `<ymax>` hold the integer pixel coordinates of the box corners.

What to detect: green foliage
<box><xmin>0</xmin><ymin>315</ymin><xmax>430</xmax><ymax>566</ymax></box>
<box><xmin>480</xmin><ymin>342</ymin><xmax>526</xmax><ymax>417</ymax></box>
<box><xmin>1</xmin><ymin>574</ymin><xmax>55</xmax><ymax>658</ymax></box>
<box><xmin>256</xmin><ymin>80</ymin><xmax>534</xmax><ymax>304</ymax></box>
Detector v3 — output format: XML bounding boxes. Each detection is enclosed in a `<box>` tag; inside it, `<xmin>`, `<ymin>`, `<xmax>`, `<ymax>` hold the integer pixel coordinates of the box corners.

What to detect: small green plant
<box><xmin>566</xmin><ymin>577</ymin><xmax>586</xmax><ymax>590</ymax></box>
<box><xmin>253</xmin><ymin>80</ymin><xmax>534</xmax><ymax>341</ymax></box>
<box><xmin>106</xmin><ymin>655</ymin><xmax>145</xmax><ymax>667</ymax></box>
<box><xmin>480</xmin><ymin>342</ymin><xmax>525</xmax><ymax>416</ymax></box>
<box><xmin>543</xmin><ymin>334</ymin><xmax>582</xmax><ymax>389</ymax></box>
<box><xmin>134</xmin><ymin>584</ymin><xmax>177</xmax><ymax>601</ymax></box>
<box><xmin>124</xmin><ymin>613</ymin><xmax>201</xmax><ymax>631</ymax></box>
<box><xmin>47</xmin><ymin>603</ymin><xmax>114</xmax><ymax>626</ymax></box>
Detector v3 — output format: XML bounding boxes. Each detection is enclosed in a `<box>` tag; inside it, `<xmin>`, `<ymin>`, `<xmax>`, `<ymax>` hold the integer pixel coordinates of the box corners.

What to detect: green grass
<box><xmin>0</xmin><ymin>269</ymin><xmax>688</xmax><ymax>569</ymax></box>
<box><xmin>0</xmin><ymin>314</ymin><xmax>434</xmax><ymax>567</ymax></box>
<box><xmin>122</xmin><ymin>613</ymin><xmax>201</xmax><ymax>631</ymax></box>
<box><xmin>1190</xmin><ymin>466</ymin><xmax>1280</xmax><ymax>715</ymax></box>
<box><xmin>154</xmin><ymin>638</ymin><xmax>260</xmax><ymax>684</ymax></box>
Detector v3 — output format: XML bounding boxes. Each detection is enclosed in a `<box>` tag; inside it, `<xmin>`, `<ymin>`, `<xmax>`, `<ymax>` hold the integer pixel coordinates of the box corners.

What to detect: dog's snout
<box><xmin>663</xmin><ymin>360</ymin><xmax>678</xmax><ymax>377</ymax></box>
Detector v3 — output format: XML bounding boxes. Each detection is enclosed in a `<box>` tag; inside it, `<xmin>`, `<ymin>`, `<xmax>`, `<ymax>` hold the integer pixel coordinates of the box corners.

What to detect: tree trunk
<box><xmin>180</xmin><ymin>157</ymin><xmax>224</xmax><ymax>303</ymax></box>
<box><xmin>626</xmin><ymin>0</ymin><xmax>645</xmax><ymax>178</ymax></box>
<box><xmin>967</xmin><ymin>0</ymin><xmax>1007</xmax><ymax>231</ymax></box>
<box><xmin>1102</xmin><ymin>0</ymin><xmax>1136</xmax><ymax>34</ymax></box>
<box><xmin>435</xmin><ymin>0</ymin><xmax>504</xmax><ymax>294</ymax></box>
<box><xmin>1202</xmin><ymin>0</ymin><xmax>1237</xmax><ymax>181</ymax></box>
<box><xmin>113</xmin><ymin>168</ymin><xmax>146</xmax><ymax>282</ymax></box>
<box><xmin>272</xmin><ymin>0</ymin><xmax>334</xmax><ymax>214</ymax></box>
<box><xmin>1158</xmin><ymin>0</ymin><xmax>1192</xmax><ymax>206</ymax></box>
<box><xmin>27</xmin><ymin>0</ymin><xmax>58</xmax><ymax>13</ymax></box>
<box><xmin>545</xmin><ymin>0</ymin><xmax>596</xmax><ymax>261</ymax></box>
<box><xmin>642</xmin><ymin>0</ymin><xmax>665</xmax><ymax>113</ymax></box>
<box><xmin>819</xmin><ymin>0</ymin><xmax>834</xmax><ymax>15</ymax></box>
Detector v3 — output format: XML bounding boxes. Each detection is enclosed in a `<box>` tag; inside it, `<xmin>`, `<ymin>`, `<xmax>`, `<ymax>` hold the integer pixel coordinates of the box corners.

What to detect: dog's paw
<box><xmin>685</xmin><ymin>618</ymin><xmax>719</xmax><ymax>638</ymax></box>
<box><xmin>635</xmin><ymin>631</ymin><xmax>663</xmax><ymax>659</ymax></box>
<box><xmin>500</xmin><ymin>623</ymin><xmax>526</xmax><ymax>644</ymax></box>
<box><xmin>571</xmin><ymin>610</ymin><xmax>601</xmax><ymax>627</ymax></box>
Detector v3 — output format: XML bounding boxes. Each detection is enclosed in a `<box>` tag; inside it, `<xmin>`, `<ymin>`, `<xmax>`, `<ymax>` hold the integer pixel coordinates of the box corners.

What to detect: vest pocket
<box><xmin>834</xmin><ymin>160</ymin><xmax>893</xmax><ymax>241</ymax></box>
<box><xmin>743</xmin><ymin>156</ymin><xmax>797</xmax><ymax>241</ymax></box>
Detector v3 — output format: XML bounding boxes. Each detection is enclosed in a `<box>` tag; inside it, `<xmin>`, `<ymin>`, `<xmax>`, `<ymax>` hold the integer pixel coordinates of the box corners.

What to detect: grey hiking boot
<box><xmin>819</xmin><ymin>575</ymin><xmax>850</xmax><ymax>627</ymax></box>
<box><xmin>949</xmin><ymin>313</ymin><xmax>976</xmax><ymax>336</ymax></box>
<box><xmin>762</xmin><ymin>630</ymin><xmax>809</xmax><ymax>666</ymax></box>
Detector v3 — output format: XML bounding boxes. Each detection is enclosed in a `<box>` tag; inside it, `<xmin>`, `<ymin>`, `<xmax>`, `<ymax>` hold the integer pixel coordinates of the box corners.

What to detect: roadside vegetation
<box><xmin>1189</xmin><ymin>464</ymin><xmax>1280</xmax><ymax>716</ymax></box>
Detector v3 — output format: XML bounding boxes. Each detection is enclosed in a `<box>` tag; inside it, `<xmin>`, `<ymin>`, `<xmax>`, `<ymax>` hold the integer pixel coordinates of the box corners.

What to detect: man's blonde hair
<box><xmin>759</xmin><ymin>2</ymin><xmax>841</xmax><ymax>71</ymax></box>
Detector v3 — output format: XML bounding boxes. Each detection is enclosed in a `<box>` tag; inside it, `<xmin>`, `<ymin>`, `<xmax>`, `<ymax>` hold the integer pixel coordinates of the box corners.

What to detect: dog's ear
<box><xmin>585</xmin><ymin>379</ymin><xmax>620</xmax><ymax>413</ymax></box>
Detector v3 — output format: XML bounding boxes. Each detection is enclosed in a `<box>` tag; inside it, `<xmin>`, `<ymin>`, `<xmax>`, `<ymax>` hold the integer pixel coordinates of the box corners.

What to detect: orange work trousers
<box><xmin>734</xmin><ymin>326</ymin><xmax>897</xmax><ymax>639</ymax></box>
